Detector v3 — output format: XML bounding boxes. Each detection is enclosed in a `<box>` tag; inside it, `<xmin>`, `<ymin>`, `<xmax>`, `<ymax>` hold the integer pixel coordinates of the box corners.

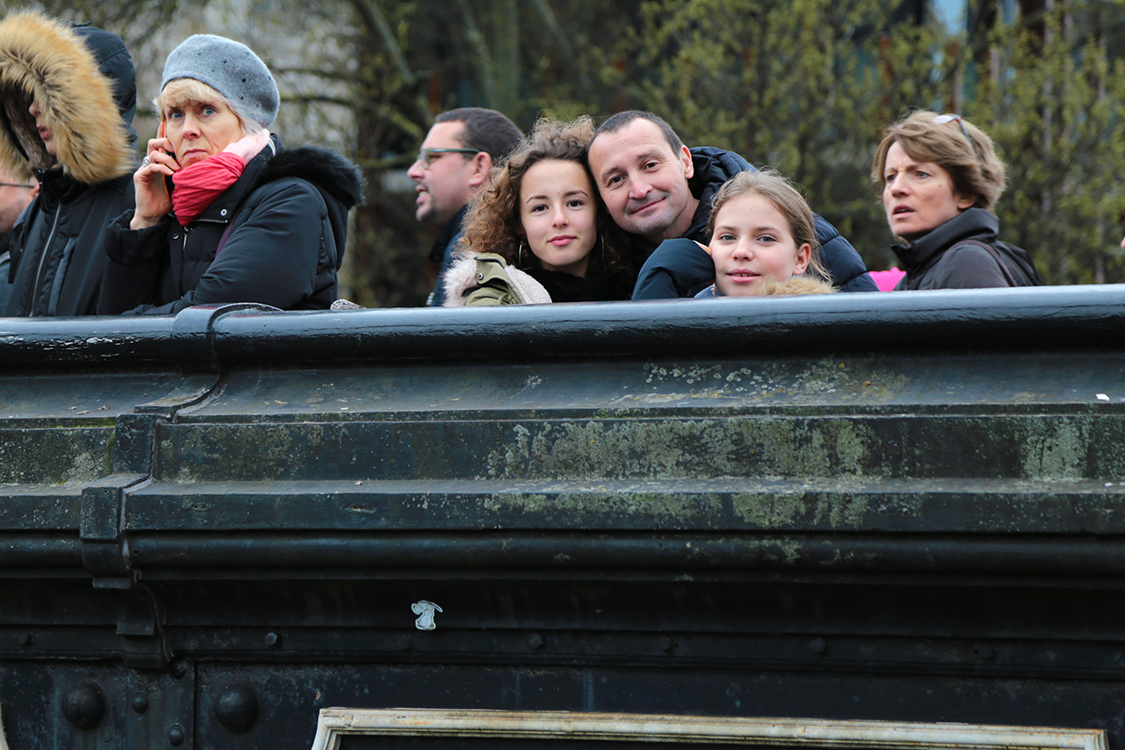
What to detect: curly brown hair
<box><xmin>459</xmin><ymin>116</ymin><xmax>631</xmax><ymax>281</ymax></box>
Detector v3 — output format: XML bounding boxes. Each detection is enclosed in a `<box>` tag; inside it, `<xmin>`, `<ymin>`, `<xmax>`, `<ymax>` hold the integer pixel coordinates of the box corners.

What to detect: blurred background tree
<box><xmin>24</xmin><ymin>0</ymin><xmax>1125</xmax><ymax>299</ymax></box>
<box><xmin>976</xmin><ymin>3</ymin><xmax>1125</xmax><ymax>284</ymax></box>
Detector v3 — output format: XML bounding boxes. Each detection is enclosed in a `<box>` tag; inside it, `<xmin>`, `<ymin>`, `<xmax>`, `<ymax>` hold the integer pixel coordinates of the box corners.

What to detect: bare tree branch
<box><xmin>454</xmin><ymin>0</ymin><xmax>497</xmax><ymax>107</ymax></box>
<box><xmin>528</xmin><ymin>0</ymin><xmax>593</xmax><ymax>91</ymax></box>
<box><xmin>344</xmin><ymin>0</ymin><xmax>416</xmax><ymax>86</ymax></box>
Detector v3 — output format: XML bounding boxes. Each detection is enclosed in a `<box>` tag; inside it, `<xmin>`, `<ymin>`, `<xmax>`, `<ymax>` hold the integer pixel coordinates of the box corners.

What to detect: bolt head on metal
<box><xmin>132</xmin><ymin>693</ymin><xmax>149</xmax><ymax>714</ymax></box>
<box><xmin>265</xmin><ymin>632</ymin><xmax>280</xmax><ymax>648</ymax></box>
<box><xmin>215</xmin><ymin>684</ymin><xmax>259</xmax><ymax>733</ymax></box>
<box><xmin>169</xmin><ymin>658</ymin><xmax>189</xmax><ymax>679</ymax></box>
<box><xmin>810</xmin><ymin>638</ymin><xmax>829</xmax><ymax>655</ymax></box>
<box><xmin>168</xmin><ymin>724</ymin><xmax>186</xmax><ymax>746</ymax></box>
<box><xmin>61</xmin><ymin>681</ymin><xmax>105</xmax><ymax>730</ymax></box>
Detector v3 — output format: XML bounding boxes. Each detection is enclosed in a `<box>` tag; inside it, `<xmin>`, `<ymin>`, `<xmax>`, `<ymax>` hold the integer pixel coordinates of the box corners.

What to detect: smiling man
<box><xmin>586</xmin><ymin>110</ymin><xmax>876</xmax><ymax>298</ymax></box>
<box><xmin>408</xmin><ymin>108</ymin><xmax>522</xmax><ymax>306</ymax></box>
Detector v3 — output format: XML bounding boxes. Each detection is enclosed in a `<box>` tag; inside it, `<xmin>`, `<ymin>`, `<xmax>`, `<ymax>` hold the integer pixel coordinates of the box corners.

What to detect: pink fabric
<box><xmin>172</xmin><ymin>153</ymin><xmax>246</xmax><ymax>226</ymax></box>
<box><xmin>223</xmin><ymin>129</ymin><xmax>271</xmax><ymax>163</ymax></box>
<box><xmin>869</xmin><ymin>268</ymin><xmax>907</xmax><ymax>292</ymax></box>
<box><xmin>170</xmin><ymin>131</ymin><xmax>271</xmax><ymax>226</ymax></box>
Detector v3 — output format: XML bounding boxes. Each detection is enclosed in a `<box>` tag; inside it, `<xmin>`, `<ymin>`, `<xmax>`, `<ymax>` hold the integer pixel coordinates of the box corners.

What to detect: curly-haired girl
<box><xmin>443</xmin><ymin>116</ymin><xmax>633</xmax><ymax>305</ymax></box>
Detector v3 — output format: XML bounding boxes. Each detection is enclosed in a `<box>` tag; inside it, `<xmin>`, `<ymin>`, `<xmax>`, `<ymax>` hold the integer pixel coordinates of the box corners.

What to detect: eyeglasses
<box><xmin>0</xmin><ymin>183</ymin><xmax>34</xmax><ymax>189</ymax></box>
<box><xmin>415</xmin><ymin>147</ymin><xmax>480</xmax><ymax>169</ymax></box>
<box><xmin>933</xmin><ymin>113</ymin><xmax>975</xmax><ymax>151</ymax></box>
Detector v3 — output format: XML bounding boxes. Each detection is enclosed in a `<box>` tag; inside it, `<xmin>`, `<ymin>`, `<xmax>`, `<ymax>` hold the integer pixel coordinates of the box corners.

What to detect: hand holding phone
<box><xmin>130</xmin><ymin>118</ymin><xmax>178</xmax><ymax>230</ymax></box>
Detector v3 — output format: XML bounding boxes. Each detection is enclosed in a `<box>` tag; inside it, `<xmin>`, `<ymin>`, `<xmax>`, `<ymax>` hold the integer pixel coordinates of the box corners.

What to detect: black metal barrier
<box><xmin>1</xmin><ymin>287</ymin><xmax>1124</xmax><ymax>749</ymax></box>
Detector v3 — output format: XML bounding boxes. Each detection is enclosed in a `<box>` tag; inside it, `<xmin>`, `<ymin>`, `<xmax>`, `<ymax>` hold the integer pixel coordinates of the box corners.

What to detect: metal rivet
<box><xmin>132</xmin><ymin>693</ymin><xmax>149</xmax><ymax>714</ymax></box>
<box><xmin>220</xmin><ymin>209</ymin><xmax>228</xmax><ymax>216</ymax></box>
<box><xmin>215</xmin><ymin>684</ymin><xmax>259</xmax><ymax>733</ymax></box>
<box><xmin>61</xmin><ymin>681</ymin><xmax>105</xmax><ymax>730</ymax></box>
<box><xmin>265</xmin><ymin>632</ymin><xmax>281</xmax><ymax>648</ymax></box>
<box><xmin>476</xmin><ymin>272</ymin><xmax>485</xmax><ymax>281</ymax></box>
<box><xmin>810</xmin><ymin>638</ymin><xmax>829</xmax><ymax>655</ymax></box>
<box><xmin>168</xmin><ymin>724</ymin><xmax>186</xmax><ymax>746</ymax></box>
<box><xmin>528</xmin><ymin>633</ymin><xmax>544</xmax><ymax>650</ymax></box>
<box><xmin>169</xmin><ymin>659</ymin><xmax>189</xmax><ymax>679</ymax></box>
<box><xmin>661</xmin><ymin>636</ymin><xmax>676</xmax><ymax>653</ymax></box>
<box><xmin>172</xmin><ymin>234</ymin><xmax>179</xmax><ymax>240</ymax></box>
<box><xmin>17</xmin><ymin>633</ymin><xmax>31</xmax><ymax>647</ymax></box>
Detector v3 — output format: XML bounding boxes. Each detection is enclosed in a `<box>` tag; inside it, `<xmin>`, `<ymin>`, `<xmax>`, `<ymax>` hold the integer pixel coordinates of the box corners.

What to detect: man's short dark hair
<box><xmin>435</xmin><ymin>108</ymin><xmax>523</xmax><ymax>161</ymax></box>
<box><xmin>592</xmin><ymin>110</ymin><xmax>684</xmax><ymax>154</ymax></box>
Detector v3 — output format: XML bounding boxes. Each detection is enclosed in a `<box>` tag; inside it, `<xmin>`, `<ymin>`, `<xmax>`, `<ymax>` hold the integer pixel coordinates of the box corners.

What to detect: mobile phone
<box><xmin>154</xmin><ymin>118</ymin><xmax>177</xmax><ymax>163</ymax></box>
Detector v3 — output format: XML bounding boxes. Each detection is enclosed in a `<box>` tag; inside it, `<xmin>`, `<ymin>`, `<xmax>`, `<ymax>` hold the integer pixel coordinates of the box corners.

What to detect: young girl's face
<box><xmin>709</xmin><ymin>193</ymin><xmax>811</xmax><ymax>296</ymax></box>
<box><xmin>519</xmin><ymin>159</ymin><xmax>598</xmax><ymax>276</ymax></box>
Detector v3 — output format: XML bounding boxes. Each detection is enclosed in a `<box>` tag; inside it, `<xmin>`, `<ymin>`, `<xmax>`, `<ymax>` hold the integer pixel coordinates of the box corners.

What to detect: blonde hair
<box><xmin>871</xmin><ymin>110</ymin><xmax>1006</xmax><ymax>211</ymax></box>
<box><xmin>156</xmin><ymin>78</ymin><xmax>261</xmax><ymax>136</ymax></box>
<box><xmin>706</xmin><ymin>170</ymin><xmax>829</xmax><ymax>281</ymax></box>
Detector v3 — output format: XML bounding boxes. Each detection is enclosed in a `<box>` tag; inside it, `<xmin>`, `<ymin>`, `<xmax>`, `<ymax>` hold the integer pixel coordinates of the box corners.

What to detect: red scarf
<box><xmin>170</xmin><ymin>131</ymin><xmax>272</xmax><ymax>226</ymax></box>
<box><xmin>171</xmin><ymin>153</ymin><xmax>246</xmax><ymax>226</ymax></box>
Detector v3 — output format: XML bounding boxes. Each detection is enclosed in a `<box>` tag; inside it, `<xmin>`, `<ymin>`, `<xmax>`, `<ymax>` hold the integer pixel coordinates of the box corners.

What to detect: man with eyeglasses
<box><xmin>408</xmin><ymin>108</ymin><xmax>522</xmax><ymax>306</ymax></box>
<box><xmin>0</xmin><ymin>164</ymin><xmax>39</xmax><ymax>312</ymax></box>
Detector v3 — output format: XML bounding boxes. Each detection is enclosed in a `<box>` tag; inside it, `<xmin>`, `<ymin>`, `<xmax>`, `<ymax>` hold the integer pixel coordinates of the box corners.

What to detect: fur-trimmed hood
<box><xmin>696</xmin><ymin>275</ymin><xmax>838</xmax><ymax>298</ymax></box>
<box><xmin>0</xmin><ymin>12</ymin><xmax>136</xmax><ymax>184</ymax></box>
<box><xmin>442</xmin><ymin>253</ymin><xmax>552</xmax><ymax>306</ymax></box>
<box><xmin>261</xmin><ymin>146</ymin><xmax>365</xmax><ymax>210</ymax></box>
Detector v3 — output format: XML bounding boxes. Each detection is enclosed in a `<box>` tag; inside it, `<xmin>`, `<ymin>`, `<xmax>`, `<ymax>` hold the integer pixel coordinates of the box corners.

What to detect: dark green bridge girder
<box><xmin>1</xmin><ymin>288</ymin><xmax>1124</xmax><ymax>749</ymax></box>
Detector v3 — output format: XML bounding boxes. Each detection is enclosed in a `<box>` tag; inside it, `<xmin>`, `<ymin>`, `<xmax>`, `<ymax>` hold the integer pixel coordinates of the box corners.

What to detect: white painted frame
<box><xmin>309</xmin><ymin>707</ymin><xmax>1108</xmax><ymax>750</ymax></box>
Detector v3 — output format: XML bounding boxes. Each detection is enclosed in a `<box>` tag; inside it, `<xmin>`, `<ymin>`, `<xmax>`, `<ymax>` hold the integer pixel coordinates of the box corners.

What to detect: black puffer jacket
<box><xmin>891</xmin><ymin>208</ymin><xmax>1040</xmax><ymax>290</ymax></box>
<box><xmin>631</xmin><ymin>147</ymin><xmax>877</xmax><ymax>299</ymax></box>
<box><xmin>0</xmin><ymin>13</ymin><xmax>136</xmax><ymax>316</ymax></box>
<box><xmin>98</xmin><ymin>136</ymin><xmax>364</xmax><ymax>315</ymax></box>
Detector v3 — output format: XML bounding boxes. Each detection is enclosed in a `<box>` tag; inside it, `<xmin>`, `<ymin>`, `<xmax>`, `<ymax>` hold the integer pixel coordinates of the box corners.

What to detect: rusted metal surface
<box><xmin>0</xmin><ymin>289</ymin><xmax>1124</xmax><ymax>748</ymax></box>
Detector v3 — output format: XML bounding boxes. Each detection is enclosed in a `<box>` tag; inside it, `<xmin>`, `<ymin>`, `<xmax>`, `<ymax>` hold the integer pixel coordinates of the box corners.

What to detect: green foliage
<box><xmin>597</xmin><ymin>0</ymin><xmax>953</xmax><ymax>270</ymax></box>
<box><xmin>327</xmin><ymin>0</ymin><xmax>1125</xmax><ymax>294</ymax></box>
<box><xmin>589</xmin><ymin>0</ymin><xmax>1125</xmax><ymax>282</ymax></box>
<box><xmin>977</xmin><ymin>8</ymin><xmax>1125</xmax><ymax>284</ymax></box>
<box><xmin>80</xmin><ymin>0</ymin><xmax>1125</xmax><ymax>300</ymax></box>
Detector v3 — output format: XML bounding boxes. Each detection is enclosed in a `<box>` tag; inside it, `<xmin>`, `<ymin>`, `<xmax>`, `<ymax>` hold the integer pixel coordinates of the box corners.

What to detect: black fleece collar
<box><xmin>891</xmin><ymin>208</ymin><xmax>999</xmax><ymax>274</ymax></box>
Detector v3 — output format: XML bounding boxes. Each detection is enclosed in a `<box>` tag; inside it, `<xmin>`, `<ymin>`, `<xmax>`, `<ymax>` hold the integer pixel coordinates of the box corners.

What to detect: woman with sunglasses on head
<box><xmin>98</xmin><ymin>34</ymin><xmax>363</xmax><ymax>315</ymax></box>
<box><xmin>872</xmin><ymin>110</ymin><xmax>1041</xmax><ymax>290</ymax></box>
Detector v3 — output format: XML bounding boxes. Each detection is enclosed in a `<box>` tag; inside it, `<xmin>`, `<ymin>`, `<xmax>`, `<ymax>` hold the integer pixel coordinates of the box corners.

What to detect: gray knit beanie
<box><xmin>161</xmin><ymin>34</ymin><xmax>279</xmax><ymax>128</ymax></box>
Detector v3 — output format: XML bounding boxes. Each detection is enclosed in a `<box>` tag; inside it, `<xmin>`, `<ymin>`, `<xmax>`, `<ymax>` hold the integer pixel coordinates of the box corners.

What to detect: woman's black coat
<box><xmin>99</xmin><ymin>136</ymin><xmax>363</xmax><ymax>315</ymax></box>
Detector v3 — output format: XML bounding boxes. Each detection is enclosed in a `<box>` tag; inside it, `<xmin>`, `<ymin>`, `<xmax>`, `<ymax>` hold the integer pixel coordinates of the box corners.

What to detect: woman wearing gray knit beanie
<box><xmin>98</xmin><ymin>34</ymin><xmax>365</xmax><ymax>314</ymax></box>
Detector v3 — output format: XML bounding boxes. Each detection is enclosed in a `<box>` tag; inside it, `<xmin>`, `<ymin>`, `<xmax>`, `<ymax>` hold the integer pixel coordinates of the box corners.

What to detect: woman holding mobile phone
<box><xmin>98</xmin><ymin>34</ymin><xmax>363</xmax><ymax>315</ymax></box>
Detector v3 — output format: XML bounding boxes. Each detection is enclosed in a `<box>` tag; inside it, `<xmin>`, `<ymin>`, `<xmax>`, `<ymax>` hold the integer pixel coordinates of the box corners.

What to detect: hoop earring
<box><xmin>600</xmin><ymin>235</ymin><xmax>605</xmax><ymax>262</ymax></box>
<box><xmin>518</xmin><ymin>241</ymin><xmax>524</xmax><ymax>266</ymax></box>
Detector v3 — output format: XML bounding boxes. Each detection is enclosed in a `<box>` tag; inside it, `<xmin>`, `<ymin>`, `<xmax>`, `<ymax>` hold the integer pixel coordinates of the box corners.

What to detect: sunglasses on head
<box><xmin>933</xmin><ymin>113</ymin><xmax>975</xmax><ymax>150</ymax></box>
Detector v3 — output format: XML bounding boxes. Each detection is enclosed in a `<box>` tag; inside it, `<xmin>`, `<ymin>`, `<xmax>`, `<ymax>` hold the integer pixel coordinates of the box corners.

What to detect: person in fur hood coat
<box><xmin>0</xmin><ymin>11</ymin><xmax>137</xmax><ymax>316</ymax></box>
<box><xmin>98</xmin><ymin>34</ymin><xmax>364</xmax><ymax>315</ymax></box>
